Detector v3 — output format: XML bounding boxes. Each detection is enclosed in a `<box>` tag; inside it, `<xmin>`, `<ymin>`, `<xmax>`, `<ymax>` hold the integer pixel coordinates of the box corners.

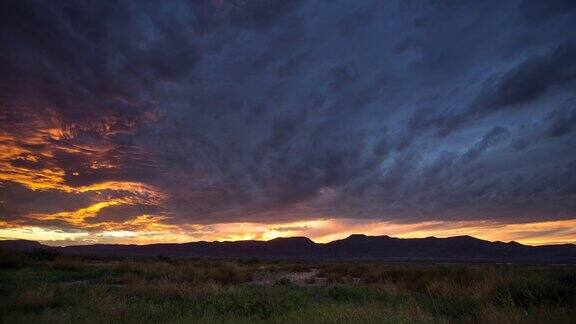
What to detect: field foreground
<box><xmin>1</xmin><ymin>250</ymin><xmax>575</xmax><ymax>323</ymax></box>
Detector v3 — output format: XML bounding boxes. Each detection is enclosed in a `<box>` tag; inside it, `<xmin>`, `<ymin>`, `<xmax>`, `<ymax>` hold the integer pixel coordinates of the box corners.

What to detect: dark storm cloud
<box><xmin>509</xmin><ymin>98</ymin><xmax>576</xmax><ymax>151</ymax></box>
<box><xmin>1</xmin><ymin>0</ymin><xmax>576</xmax><ymax>231</ymax></box>
<box><xmin>338</xmin><ymin>3</ymin><xmax>375</xmax><ymax>37</ymax></box>
<box><xmin>89</xmin><ymin>204</ymin><xmax>162</xmax><ymax>224</ymax></box>
<box><xmin>519</xmin><ymin>0</ymin><xmax>576</xmax><ymax>23</ymax></box>
<box><xmin>0</xmin><ymin>182</ymin><xmax>92</xmax><ymax>219</ymax></box>
<box><xmin>403</xmin><ymin>40</ymin><xmax>576</xmax><ymax>138</ymax></box>
<box><xmin>461</xmin><ymin>127</ymin><xmax>510</xmax><ymax>163</ymax></box>
<box><xmin>327</xmin><ymin>65</ymin><xmax>357</xmax><ymax>93</ymax></box>
<box><xmin>545</xmin><ymin>103</ymin><xmax>576</xmax><ymax>138</ymax></box>
<box><xmin>227</xmin><ymin>0</ymin><xmax>302</xmax><ymax>30</ymax></box>
<box><xmin>469</xmin><ymin>41</ymin><xmax>576</xmax><ymax>117</ymax></box>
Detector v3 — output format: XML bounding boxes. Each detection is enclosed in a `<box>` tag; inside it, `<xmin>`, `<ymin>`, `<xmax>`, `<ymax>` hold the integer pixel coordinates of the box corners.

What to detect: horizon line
<box><xmin>3</xmin><ymin>234</ymin><xmax>575</xmax><ymax>248</ymax></box>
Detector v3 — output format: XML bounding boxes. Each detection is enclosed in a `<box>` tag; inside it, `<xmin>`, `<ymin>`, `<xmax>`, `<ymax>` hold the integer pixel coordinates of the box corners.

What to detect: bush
<box><xmin>419</xmin><ymin>295</ymin><xmax>480</xmax><ymax>318</ymax></box>
<box><xmin>274</xmin><ymin>278</ymin><xmax>292</xmax><ymax>286</ymax></box>
<box><xmin>0</xmin><ymin>249</ymin><xmax>27</xmax><ymax>269</ymax></box>
<box><xmin>155</xmin><ymin>255</ymin><xmax>172</xmax><ymax>262</ymax></box>
<box><xmin>51</xmin><ymin>259</ymin><xmax>85</xmax><ymax>272</ymax></box>
<box><xmin>326</xmin><ymin>285</ymin><xmax>364</xmax><ymax>302</ymax></box>
<box><xmin>206</xmin><ymin>263</ymin><xmax>252</xmax><ymax>284</ymax></box>
<box><xmin>113</xmin><ymin>262</ymin><xmax>144</xmax><ymax>275</ymax></box>
<box><xmin>10</xmin><ymin>285</ymin><xmax>58</xmax><ymax>313</ymax></box>
<box><xmin>490</xmin><ymin>276</ymin><xmax>576</xmax><ymax>308</ymax></box>
<box><xmin>28</xmin><ymin>248</ymin><xmax>61</xmax><ymax>261</ymax></box>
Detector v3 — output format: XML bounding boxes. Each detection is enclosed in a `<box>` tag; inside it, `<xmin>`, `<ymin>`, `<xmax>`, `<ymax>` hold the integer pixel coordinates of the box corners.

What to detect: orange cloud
<box><xmin>0</xmin><ymin>106</ymin><xmax>157</xmax><ymax>192</ymax></box>
<box><xmin>30</xmin><ymin>200</ymin><xmax>124</xmax><ymax>226</ymax></box>
<box><xmin>0</xmin><ymin>107</ymin><xmax>169</xmax><ymax>245</ymax></box>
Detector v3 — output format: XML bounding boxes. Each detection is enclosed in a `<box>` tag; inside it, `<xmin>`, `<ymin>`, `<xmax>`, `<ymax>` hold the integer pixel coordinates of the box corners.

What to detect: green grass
<box><xmin>0</xmin><ymin>250</ymin><xmax>575</xmax><ymax>323</ymax></box>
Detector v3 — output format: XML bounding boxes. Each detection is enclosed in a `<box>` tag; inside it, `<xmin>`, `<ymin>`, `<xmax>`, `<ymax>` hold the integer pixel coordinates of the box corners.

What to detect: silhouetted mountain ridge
<box><xmin>1</xmin><ymin>235</ymin><xmax>575</xmax><ymax>263</ymax></box>
<box><xmin>0</xmin><ymin>239</ymin><xmax>43</xmax><ymax>252</ymax></box>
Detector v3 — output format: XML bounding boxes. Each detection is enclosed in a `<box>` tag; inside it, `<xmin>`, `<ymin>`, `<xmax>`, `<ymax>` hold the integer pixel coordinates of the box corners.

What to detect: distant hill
<box><xmin>1</xmin><ymin>235</ymin><xmax>575</xmax><ymax>263</ymax></box>
<box><xmin>0</xmin><ymin>239</ymin><xmax>44</xmax><ymax>252</ymax></box>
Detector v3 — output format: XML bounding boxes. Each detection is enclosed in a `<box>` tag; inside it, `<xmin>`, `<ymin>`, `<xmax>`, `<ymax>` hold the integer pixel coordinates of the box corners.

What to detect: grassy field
<box><xmin>1</xmin><ymin>249</ymin><xmax>575</xmax><ymax>323</ymax></box>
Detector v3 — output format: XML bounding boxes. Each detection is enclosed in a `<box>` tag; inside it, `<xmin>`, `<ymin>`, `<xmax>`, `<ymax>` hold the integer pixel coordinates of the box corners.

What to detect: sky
<box><xmin>1</xmin><ymin>0</ymin><xmax>575</xmax><ymax>246</ymax></box>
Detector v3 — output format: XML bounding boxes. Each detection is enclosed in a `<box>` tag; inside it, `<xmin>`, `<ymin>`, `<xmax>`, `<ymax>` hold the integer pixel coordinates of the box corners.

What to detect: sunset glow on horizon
<box><xmin>1</xmin><ymin>217</ymin><xmax>576</xmax><ymax>247</ymax></box>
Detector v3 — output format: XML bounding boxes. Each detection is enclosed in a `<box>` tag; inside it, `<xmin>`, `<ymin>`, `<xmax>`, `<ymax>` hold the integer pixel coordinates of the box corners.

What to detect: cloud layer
<box><xmin>1</xmin><ymin>0</ymin><xmax>575</xmax><ymax>244</ymax></box>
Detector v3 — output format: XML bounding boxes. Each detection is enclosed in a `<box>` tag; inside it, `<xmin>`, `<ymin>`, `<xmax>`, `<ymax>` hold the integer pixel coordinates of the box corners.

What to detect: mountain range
<box><xmin>1</xmin><ymin>235</ymin><xmax>575</xmax><ymax>263</ymax></box>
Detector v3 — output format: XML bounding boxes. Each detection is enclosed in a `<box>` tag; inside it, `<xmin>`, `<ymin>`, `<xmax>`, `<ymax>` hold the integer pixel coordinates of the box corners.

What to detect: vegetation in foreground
<box><xmin>1</xmin><ymin>248</ymin><xmax>575</xmax><ymax>323</ymax></box>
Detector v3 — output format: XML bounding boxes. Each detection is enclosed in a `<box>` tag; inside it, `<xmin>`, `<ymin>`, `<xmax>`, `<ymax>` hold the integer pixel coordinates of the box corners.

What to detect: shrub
<box><xmin>238</xmin><ymin>258</ymin><xmax>260</xmax><ymax>265</ymax></box>
<box><xmin>274</xmin><ymin>278</ymin><xmax>292</xmax><ymax>286</ymax></box>
<box><xmin>489</xmin><ymin>276</ymin><xmax>576</xmax><ymax>308</ymax></box>
<box><xmin>113</xmin><ymin>261</ymin><xmax>144</xmax><ymax>275</ymax></box>
<box><xmin>181</xmin><ymin>265</ymin><xmax>201</xmax><ymax>282</ymax></box>
<box><xmin>326</xmin><ymin>285</ymin><xmax>364</xmax><ymax>302</ymax></box>
<box><xmin>206</xmin><ymin>263</ymin><xmax>252</xmax><ymax>284</ymax></box>
<box><xmin>0</xmin><ymin>249</ymin><xmax>27</xmax><ymax>269</ymax></box>
<box><xmin>155</xmin><ymin>255</ymin><xmax>172</xmax><ymax>262</ymax></box>
<box><xmin>28</xmin><ymin>248</ymin><xmax>61</xmax><ymax>261</ymax></box>
<box><xmin>10</xmin><ymin>285</ymin><xmax>58</xmax><ymax>313</ymax></box>
<box><xmin>51</xmin><ymin>259</ymin><xmax>84</xmax><ymax>272</ymax></box>
<box><xmin>419</xmin><ymin>294</ymin><xmax>480</xmax><ymax>318</ymax></box>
